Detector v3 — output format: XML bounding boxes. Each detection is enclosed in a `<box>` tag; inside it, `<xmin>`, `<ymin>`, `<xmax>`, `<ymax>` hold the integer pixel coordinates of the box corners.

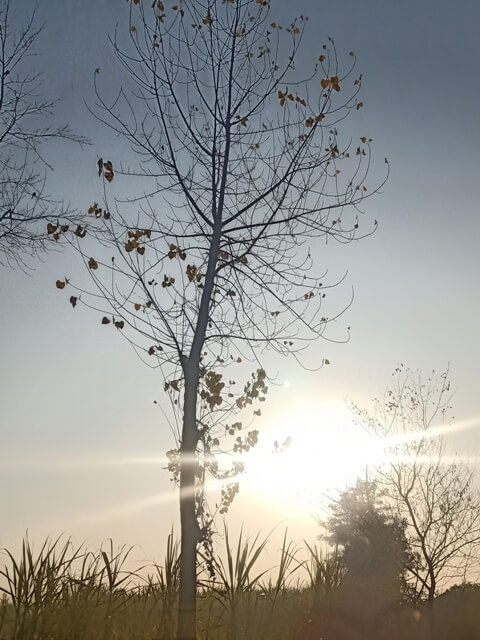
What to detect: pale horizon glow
<box><xmin>47</xmin><ymin>491</ymin><xmax>175</xmax><ymax>529</ymax></box>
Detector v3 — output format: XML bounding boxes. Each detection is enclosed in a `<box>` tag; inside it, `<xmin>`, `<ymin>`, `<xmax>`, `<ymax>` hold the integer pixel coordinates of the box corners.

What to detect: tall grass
<box><xmin>0</xmin><ymin>529</ymin><xmax>462</xmax><ymax>639</ymax></box>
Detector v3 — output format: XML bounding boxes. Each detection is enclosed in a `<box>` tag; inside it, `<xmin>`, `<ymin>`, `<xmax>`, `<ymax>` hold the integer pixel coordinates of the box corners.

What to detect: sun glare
<box><xmin>242</xmin><ymin>404</ymin><xmax>385</xmax><ymax>513</ymax></box>
<box><xmin>239</xmin><ymin>409</ymin><xmax>480</xmax><ymax>517</ymax></box>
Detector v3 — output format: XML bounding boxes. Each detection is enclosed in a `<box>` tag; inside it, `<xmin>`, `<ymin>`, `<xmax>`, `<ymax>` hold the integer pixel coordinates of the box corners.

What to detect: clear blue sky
<box><xmin>1</xmin><ymin>0</ymin><xmax>479</xmax><ymax>564</ymax></box>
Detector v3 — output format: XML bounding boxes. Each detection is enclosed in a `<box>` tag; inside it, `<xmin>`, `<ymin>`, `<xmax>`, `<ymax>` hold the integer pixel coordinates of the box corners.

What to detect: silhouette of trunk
<box><xmin>425</xmin><ymin>570</ymin><xmax>436</xmax><ymax>640</ymax></box>
<box><xmin>177</xmin><ymin>368</ymin><xmax>200</xmax><ymax>640</ymax></box>
<box><xmin>177</xmin><ymin>222</ymin><xmax>222</xmax><ymax>640</ymax></box>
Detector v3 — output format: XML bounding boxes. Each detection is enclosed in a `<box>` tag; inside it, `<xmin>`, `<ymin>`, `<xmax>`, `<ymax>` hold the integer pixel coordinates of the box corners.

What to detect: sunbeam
<box><xmin>380</xmin><ymin>415</ymin><xmax>480</xmax><ymax>448</ymax></box>
<box><xmin>0</xmin><ymin>453</ymin><xmax>170</xmax><ymax>473</ymax></box>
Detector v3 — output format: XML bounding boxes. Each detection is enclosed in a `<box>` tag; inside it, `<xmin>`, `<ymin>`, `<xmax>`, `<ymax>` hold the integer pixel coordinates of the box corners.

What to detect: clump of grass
<box><xmin>304</xmin><ymin>541</ymin><xmax>345</xmax><ymax>607</ymax></box>
<box><xmin>0</xmin><ymin>535</ymin><xmax>85</xmax><ymax>639</ymax></box>
<box><xmin>201</xmin><ymin>524</ymin><xmax>269</xmax><ymax>640</ymax></box>
<box><xmin>0</xmin><ymin>536</ymin><xmax>142</xmax><ymax>640</ymax></box>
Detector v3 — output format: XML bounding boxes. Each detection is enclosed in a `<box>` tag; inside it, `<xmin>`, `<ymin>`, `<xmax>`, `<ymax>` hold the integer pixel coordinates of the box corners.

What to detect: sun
<box><xmin>241</xmin><ymin>403</ymin><xmax>385</xmax><ymax>513</ymax></box>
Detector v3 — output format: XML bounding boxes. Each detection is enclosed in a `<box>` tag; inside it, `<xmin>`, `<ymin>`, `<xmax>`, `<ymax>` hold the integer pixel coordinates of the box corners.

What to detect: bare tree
<box><xmin>60</xmin><ymin>1</ymin><xmax>386</xmax><ymax>638</ymax></box>
<box><xmin>350</xmin><ymin>366</ymin><xmax>480</xmax><ymax>607</ymax></box>
<box><xmin>0</xmin><ymin>0</ymin><xmax>87</xmax><ymax>269</ymax></box>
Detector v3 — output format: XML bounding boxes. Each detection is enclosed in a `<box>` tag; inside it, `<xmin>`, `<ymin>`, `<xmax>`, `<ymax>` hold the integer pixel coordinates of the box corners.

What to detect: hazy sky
<box><xmin>1</xmin><ymin>0</ymin><xmax>479</xmax><ymax>566</ymax></box>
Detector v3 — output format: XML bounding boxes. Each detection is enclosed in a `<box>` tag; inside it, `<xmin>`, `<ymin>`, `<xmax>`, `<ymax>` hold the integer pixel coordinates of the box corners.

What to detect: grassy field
<box><xmin>0</xmin><ymin>531</ymin><xmax>476</xmax><ymax>640</ymax></box>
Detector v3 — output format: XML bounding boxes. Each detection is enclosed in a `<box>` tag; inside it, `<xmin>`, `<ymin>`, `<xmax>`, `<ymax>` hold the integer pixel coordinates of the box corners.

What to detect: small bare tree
<box><xmin>59</xmin><ymin>1</ymin><xmax>386</xmax><ymax>638</ymax></box>
<box><xmin>0</xmin><ymin>0</ymin><xmax>87</xmax><ymax>269</ymax></box>
<box><xmin>350</xmin><ymin>366</ymin><xmax>480</xmax><ymax>606</ymax></box>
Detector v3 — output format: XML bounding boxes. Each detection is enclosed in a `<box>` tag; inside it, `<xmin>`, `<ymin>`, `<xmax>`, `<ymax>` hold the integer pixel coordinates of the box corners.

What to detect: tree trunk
<box><xmin>426</xmin><ymin>584</ymin><xmax>435</xmax><ymax>640</ymax></box>
<box><xmin>177</xmin><ymin>367</ymin><xmax>201</xmax><ymax>640</ymax></box>
<box><xmin>176</xmin><ymin>217</ymin><xmax>222</xmax><ymax>640</ymax></box>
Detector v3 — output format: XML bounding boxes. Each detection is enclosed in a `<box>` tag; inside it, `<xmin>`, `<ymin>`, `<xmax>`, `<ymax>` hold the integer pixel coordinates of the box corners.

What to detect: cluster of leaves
<box><xmin>200</xmin><ymin>371</ymin><xmax>225</xmax><ymax>411</ymax></box>
<box><xmin>97</xmin><ymin>158</ymin><xmax>115</xmax><ymax>182</ymax></box>
<box><xmin>186</xmin><ymin>263</ymin><xmax>203</xmax><ymax>283</ymax></box>
<box><xmin>277</xmin><ymin>89</ymin><xmax>306</xmax><ymax>108</ymax></box>
<box><xmin>166</xmin><ymin>447</ymin><xmax>181</xmax><ymax>483</ymax></box>
<box><xmin>160</xmin><ymin>363</ymin><xmax>267</xmax><ymax>518</ymax></box>
<box><xmin>47</xmin><ymin>222</ymin><xmax>70</xmax><ymax>242</ymax></box>
<box><xmin>125</xmin><ymin>228</ymin><xmax>150</xmax><ymax>254</ymax></box>
<box><xmin>235</xmin><ymin>369</ymin><xmax>267</xmax><ymax>410</ymax></box>
<box><xmin>232</xmin><ymin>429</ymin><xmax>258</xmax><ymax>454</ymax></box>
<box><xmin>101</xmin><ymin>316</ymin><xmax>125</xmax><ymax>329</ymax></box>
<box><xmin>164</xmin><ymin>378</ymin><xmax>181</xmax><ymax>393</ymax></box>
<box><xmin>320</xmin><ymin>75</ymin><xmax>340</xmax><ymax>92</ymax></box>
<box><xmin>88</xmin><ymin>202</ymin><xmax>111</xmax><ymax>220</ymax></box>
<box><xmin>219</xmin><ymin>482</ymin><xmax>240</xmax><ymax>515</ymax></box>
